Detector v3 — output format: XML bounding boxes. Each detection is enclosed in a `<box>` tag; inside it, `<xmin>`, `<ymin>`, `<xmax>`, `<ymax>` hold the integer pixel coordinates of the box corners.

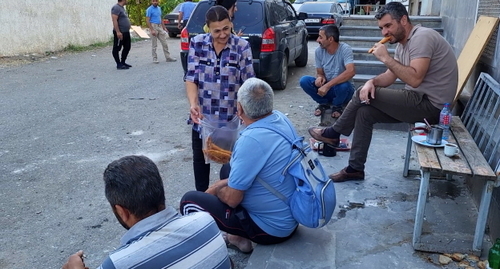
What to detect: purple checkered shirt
<box><xmin>185</xmin><ymin>33</ymin><xmax>255</xmax><ymax>123</ymax></box>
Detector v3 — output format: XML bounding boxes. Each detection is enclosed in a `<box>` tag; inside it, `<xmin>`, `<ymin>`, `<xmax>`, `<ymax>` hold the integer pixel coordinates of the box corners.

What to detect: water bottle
<box><xmin>439</xmin><ymin>103</ymin><xmax>451</xmax><ymax>141</ymax></box>
<box><xmin>488</xmin><ymin>238</ymin><xmax>500</xmax><ymax>269</ymax></box>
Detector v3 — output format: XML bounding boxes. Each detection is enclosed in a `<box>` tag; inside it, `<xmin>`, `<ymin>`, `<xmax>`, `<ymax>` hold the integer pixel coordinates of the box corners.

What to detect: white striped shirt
<box><xmin>97</xmin><ymin>207</ymin><xmax>230</xmax><ymax>269</ymax></box>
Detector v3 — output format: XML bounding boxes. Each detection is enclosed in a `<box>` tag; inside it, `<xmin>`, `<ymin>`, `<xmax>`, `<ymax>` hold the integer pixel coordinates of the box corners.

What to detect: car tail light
<box><xmin>181</xmin><ymin>28</ymin><xmax>189</xmax><ymax>51</ymax></box>
<box><xmin>261</xmin><ymin>28</ymin><xmax>275</xmax><ymax>52</ymax></box>
<box><xmin>163</xmin><ymin>19</ymin><xmax>168</xmax><ymax>24</ymax></box>
<box><xmin>322</xmin><ymin>18</ymin><xmax>336</xmax><ymax>24</ymax></box>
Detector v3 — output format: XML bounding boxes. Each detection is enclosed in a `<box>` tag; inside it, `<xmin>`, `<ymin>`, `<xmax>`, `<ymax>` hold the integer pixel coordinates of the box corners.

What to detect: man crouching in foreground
<box><xmin>63</xmin><ymin>155</ymin><xmax>231</xmax><ymax>269</ymax></box>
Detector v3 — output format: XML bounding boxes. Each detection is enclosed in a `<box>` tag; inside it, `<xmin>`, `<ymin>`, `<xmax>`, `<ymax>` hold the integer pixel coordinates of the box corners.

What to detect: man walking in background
<box><xmin>146</xmin><ymin>0</ymin><xmax>177</xmax><ymax>63</ymax></box>
<box><xmin>111</xmin><ymin>0</ymin><xmax>132</xmax><ymax>70</ymax></box>
<box><xmin>178</xmin><ymin>0</ymin><xmax>197</xmax><ymax>30</ymax></box>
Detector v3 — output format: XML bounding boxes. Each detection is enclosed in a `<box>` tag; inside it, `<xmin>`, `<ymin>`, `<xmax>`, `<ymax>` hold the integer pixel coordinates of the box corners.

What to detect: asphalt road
<box><xmin>0</xmin><ymin>37</ymin><xmax>322</xmax><ymax>268</ymax></box>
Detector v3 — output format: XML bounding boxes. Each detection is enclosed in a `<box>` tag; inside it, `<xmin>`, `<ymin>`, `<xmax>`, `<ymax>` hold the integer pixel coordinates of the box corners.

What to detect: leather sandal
<box><xmin>331</xmin><ymin>106</ymin><xmax>343</xmax><ymax>118</ymax></box>
<box><xmin>314</xmin><ymin>104</ymin><xmax>330</xmax><ymax>117</ymax></box>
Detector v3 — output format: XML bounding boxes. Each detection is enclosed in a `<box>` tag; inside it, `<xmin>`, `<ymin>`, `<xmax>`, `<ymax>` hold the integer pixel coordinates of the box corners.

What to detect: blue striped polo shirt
<box><xmin>97</xmin><ymin>207</ymin><xmax>230</xmax><ymax>269</ymax></box>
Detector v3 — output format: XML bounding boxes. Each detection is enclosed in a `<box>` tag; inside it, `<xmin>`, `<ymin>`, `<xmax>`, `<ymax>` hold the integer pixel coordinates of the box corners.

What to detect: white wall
<box><xmin>0</xmin><ymin>0</ymin><xmax>116</xmax><ymax>56</ymax></box>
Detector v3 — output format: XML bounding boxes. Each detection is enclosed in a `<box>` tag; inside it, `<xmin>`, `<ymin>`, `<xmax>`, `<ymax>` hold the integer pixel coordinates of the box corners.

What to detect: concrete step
<box><xmin>340</xmin><ymin>25</ymin><xmax>443</xmax><ymax>37</ymax></box>
<box><xmin>352</xmin><ymin>74</ymin><xmax>405</xmax><ymax>90</ymax></box>
<box><xmin>343</xmin><ymin>15</ymin><xmax>442</xmax><ymax>28</ymax></box>
<box><xmin>354</xmin><ymin>60</ymin><xmax>386</xmax><ymax>75</ymax></box>
<box><xmin>341</xmin><ymin>36</ymin><xmax>398</xmax><ymax>48</ymax></box>
<box><xmin>352</xmin><ymin>47</ymin><xmax>395</xmax><ymax>61</ymax></box>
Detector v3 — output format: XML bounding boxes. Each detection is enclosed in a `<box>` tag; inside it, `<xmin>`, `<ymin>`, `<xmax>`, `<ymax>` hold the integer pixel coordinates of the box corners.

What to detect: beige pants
<box><xmin>151</xmin><ymin>23</ymin><xmax>170</xmax><ymax>61</ymax></box>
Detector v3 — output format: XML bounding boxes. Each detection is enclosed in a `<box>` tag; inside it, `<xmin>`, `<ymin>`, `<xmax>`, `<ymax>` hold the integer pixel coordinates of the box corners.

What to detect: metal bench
<box><xmin>403</xmin><ymin>72</ymin><xmax>500</xmax><ymax>254</ymax></box>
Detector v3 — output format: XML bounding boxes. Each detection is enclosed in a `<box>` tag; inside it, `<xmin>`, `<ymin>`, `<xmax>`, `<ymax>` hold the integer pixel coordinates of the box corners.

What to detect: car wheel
<box><xmin>294</xmin><ymin>38</ymin><xmax>308</xmax><ymax>67</ymax></box>
<box><xmin>270</xmin><ymin>54</ymin><xmax>288</xmax><ymax>90</ymax></box>
<box><xmin>168</xmin><ymin>32</ymin><xmax>177</xmax><ymax>38</ymax></box>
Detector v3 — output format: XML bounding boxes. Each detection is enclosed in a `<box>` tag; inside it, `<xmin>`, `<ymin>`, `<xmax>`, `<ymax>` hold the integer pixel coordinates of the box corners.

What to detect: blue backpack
<box><xmin>248</xmin><ymin>112</ymin><xmax>336</xmax><ymax>228</ymax></box>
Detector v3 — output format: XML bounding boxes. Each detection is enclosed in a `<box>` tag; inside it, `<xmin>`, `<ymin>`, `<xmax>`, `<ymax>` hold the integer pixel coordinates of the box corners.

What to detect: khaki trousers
<box><xmin>151</xmin><ymin>23</ymin><xmax>170</xmax><ymax>61</ymax></box>
<box><xmin>332</xmin><ymin>87</ymin><xmax>441</xmax><ymax>171</ymax></box>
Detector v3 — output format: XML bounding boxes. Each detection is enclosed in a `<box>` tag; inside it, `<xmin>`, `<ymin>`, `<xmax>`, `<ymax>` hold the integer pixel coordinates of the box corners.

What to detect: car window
<box><xmin>269</xmin><ymin>1</ymin><xmax>288</xmax><ymax>25</ymax></box>
<box><xmin>285</xmin><ymin>2</ymin><xmax>297</xmax><ymax>18</ymax></box>
<box><xmin>299</xmin><ymin>3</ymin><xmax>333</xmax><ymax>12</ymax></box>
<box><xmin>232</xmin><ymin>1</ymin><xmax>264</xmax><ymax>32</ymax></box>
<box><xmin>186</xmin><ymin>1</ymin><xmax>265</xmax><ymax>34</ymax></box>
<box><xmin>336</xmin><ymin>4</ymin><xmax>344</xmax><ymax>13</ymax></box>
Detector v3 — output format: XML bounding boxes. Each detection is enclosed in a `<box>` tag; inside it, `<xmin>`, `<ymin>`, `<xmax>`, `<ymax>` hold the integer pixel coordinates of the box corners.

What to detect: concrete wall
<box><xmin>441</xmin><ymin>0</ymin><xmax>500</xmax><ymax>244</ymax></box>
<box><xmin>0</xmin><ymin>0</ymin><xmax>116</xmax><ymax>56</ymax></box>
<box><xmin>440</xmin><ymin>0</ymin><xmax>478</xmax><ymax>97</ymax></box>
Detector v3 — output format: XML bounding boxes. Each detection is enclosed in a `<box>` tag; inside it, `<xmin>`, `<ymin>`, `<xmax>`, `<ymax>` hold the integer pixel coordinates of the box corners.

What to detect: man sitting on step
<box><xmin>299</xmin><ymin>24</ymin><xmax>355</xmax><ymax>119</ymax></box>
<box><xmin>180</xmin><ymin>78</ymin><xmax>298</xmax><ymax>254</ymax></box>
<box><xmin>308</xmin><ymin>2</ymin><xmax>458</xmax><ymax>182</ymax></box>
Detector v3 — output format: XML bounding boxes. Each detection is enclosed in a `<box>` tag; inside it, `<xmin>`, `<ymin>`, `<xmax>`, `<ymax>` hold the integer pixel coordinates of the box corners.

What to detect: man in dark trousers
<box><xmin>111</xmin><ymin>0</ymin><xmax>132</xmax><ymax>70</ymax></box>
<box><xmin>308</xmin><ymin>2</ymin><xmax>458</xmax><ymax>182</ymax></box>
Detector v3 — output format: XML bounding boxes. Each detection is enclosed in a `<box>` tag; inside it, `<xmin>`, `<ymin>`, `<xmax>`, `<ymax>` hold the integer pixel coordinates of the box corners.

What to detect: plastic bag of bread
<box><xmin>200</xmin><ymin>115</ymin><xmax>242</xmax><ymax>164</ymax></box>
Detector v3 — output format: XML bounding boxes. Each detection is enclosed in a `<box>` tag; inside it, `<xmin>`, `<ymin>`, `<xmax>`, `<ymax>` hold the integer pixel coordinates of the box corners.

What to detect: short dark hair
<box><xmin>375</xmin><ymin>2</ymin><xmax>410</xmax><ymax>24</ymax></box>
<box><xmin>205</xmin><ymin>5</ymin><xmax>231</xmax><ymax>26</ymax></box>
<box><xmin>216</xmin><ymin>0</ymin><xmax>236</xmax><ymax>10</ymax></box>
<box><xmin>103</xmin><ymin>155</ymin><xmax>165</xmax><ymax>219</ymax></box>
<box><xmin>320</xmin><ymin>25</ymin><xmax>340</xmax><ymax>43</ymax></box>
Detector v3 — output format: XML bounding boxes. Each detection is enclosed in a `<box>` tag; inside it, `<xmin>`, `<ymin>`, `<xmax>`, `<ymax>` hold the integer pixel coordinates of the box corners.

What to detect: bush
<box><xmin>126</xmin><ymin>0</ymin><xmax>187</xmax><ymax>27</ymax></box>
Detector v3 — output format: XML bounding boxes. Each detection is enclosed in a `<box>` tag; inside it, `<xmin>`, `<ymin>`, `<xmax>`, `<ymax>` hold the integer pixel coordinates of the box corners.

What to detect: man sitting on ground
<box><xmin>180</xmin><ymin>78</ymin><xmax>298</xmax><ymax>253</ymax></box>
<box><xmin>300</xmin><ymin>24</ymin><xmax>355</xmax><ymax>119</ymax></box>
<box><xmin>62</xmin><ymin>155</ymin><xmax>230</xmax><ymax>269</ymax></box>
<box><xmin>308</xmin><ymin>2</ymin><xmax>458</xmax><ymax>182</ymax></box>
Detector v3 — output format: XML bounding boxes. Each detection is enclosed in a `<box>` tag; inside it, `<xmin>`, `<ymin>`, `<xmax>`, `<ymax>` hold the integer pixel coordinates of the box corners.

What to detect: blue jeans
<box><xmin>300</xmin><ymin>76</ymin><xmax>354</xmax><ymax>107</ymax></box>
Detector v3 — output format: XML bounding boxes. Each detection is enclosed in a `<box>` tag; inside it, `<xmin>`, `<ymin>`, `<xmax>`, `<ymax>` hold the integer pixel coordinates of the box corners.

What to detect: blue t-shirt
<box><xmin>228</xmin><ymin>111</ymin><xmax>298</xmax><ymax>237</ymax></box>
<box><xmin>179</xmin><ymin>1</ymin><xmax>197</xmax><ymax>20</ymax></box>
<box><xmin>146</xmin><ymin>5</ymin><xmax>162</xmax><ymax>24</ymax></box>
<box><xmin>315</xmin><ymin>42</ymin><xmax>354</xmax><ymax>83</ymax></box>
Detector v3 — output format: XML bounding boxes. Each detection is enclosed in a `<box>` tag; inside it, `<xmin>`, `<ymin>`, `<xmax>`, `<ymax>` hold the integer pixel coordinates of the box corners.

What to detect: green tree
<box><xmin>126</xmin><ymin>0</ymin><xmax>187</xmax><ymax>27</ymax></box>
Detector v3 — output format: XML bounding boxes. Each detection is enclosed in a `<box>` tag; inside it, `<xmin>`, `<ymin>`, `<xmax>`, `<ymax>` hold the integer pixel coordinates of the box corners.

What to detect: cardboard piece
<box><xmin>130</xmin><ymin>25</ymin><xmax>150</xmax><ymax>39</ymax></box>
<box><xmin>453</xmin><ymin>16</ymin><xmax>499</xmax><ymax>105</ymax></box>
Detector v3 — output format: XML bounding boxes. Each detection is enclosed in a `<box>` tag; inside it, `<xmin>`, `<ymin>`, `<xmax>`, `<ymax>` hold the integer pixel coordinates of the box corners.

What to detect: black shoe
<box><xmin>122</xmin><ymin>62</ymin><xmax>132</xmax><ymax>68</ymax></box>
<box><xmin>117</xmin><ymin>63</ymin><xmax>129</xmax><ymax>70</ymax></box>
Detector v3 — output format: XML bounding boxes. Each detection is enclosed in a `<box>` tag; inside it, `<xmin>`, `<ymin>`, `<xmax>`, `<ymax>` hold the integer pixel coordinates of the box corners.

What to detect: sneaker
<box><xmin>329</xmin><ymin>167</ymin><xmax>365</xmax><ymax>182</ymax></box>
<box><xmin>122</xmin><ymin>62</ymin><xmax>132</xmax><ymax>68</ymax></box>
<box><xmin>153</xmin><ymin>59</ymin><xmax>159</xmax><ymax>64</ymax></box>
<box><xmin>166</xmin><ymin>57</ymin><xmax>177</xmax><ymax>62</ymax></box>
<box><xmin>117</xmin><ymin>63</ymin><xmax>129</xmax><ymax>70</ymax></box>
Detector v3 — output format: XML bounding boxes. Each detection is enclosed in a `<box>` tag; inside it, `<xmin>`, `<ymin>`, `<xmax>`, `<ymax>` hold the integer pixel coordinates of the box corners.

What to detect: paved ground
<box><xmin>0</xmin><ymin>36</ymin><xmax>320</xmax><ymax>269</ymax></box>
<box><xmin>0</xmin><ymin>36</ymin><xmax>494</xmax><ymax>269</ymax></box>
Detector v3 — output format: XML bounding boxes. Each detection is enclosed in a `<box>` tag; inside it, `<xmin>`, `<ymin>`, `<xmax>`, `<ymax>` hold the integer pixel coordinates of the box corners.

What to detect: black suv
<box><xmin>180</xmin><ymin>0</ymin><xmax>308</xmax><ymax>90</ymax></box>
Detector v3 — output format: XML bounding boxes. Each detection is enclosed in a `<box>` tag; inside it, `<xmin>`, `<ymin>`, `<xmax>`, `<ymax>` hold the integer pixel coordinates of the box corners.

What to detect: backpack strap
<box><xmin>247</xmin><ymin>111</ymin><xmax>302</xmax><ymax>205</ymax></box>
<box><xmin>255</xmin><ymin>177</ymin><xmax>289</xmax><ymax>204</ymax></box>
<box><xmin>246</xmin><ymin>111</ymin><xmax>303</xmax><ymax>150</ymax></box>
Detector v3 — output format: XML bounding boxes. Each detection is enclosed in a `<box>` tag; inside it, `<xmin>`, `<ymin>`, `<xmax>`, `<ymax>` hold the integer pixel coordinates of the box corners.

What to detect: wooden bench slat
<box><xmin>436</xmin><ymin>131</ymin><xmax>472</xmax><ymax>175</ymax></box>
<box><xmin>451</xmin><ymin>116</ymin><xmax>497</xmax><ymax>179</ymax></box>
<box><xmin>413</xmin><ymin>140</ymin><xmax>442</xmax><ymax>170</ymax></box>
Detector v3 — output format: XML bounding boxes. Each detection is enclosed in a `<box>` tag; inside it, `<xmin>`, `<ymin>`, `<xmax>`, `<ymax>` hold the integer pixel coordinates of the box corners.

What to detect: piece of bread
<box><xmin>203</xmin><ymin>137</ymin><xmax>232</xmax><ymax>164</ymax></box>
<box><xmin>368</xmin><ymin>36</ymin><xmax>391</xmax><ymax>53</ymax></box>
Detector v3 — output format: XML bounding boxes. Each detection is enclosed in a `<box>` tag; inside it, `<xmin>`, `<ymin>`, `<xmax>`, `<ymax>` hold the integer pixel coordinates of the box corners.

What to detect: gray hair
<box><xmin>237</xmin><ymin>78</ymin><xmax>274</xmax><ymax>119</ymax></box>
<box><xmin>374</xmin><ymin>2</ymin><xmax>411</xmax><ymax>24</ymax></box>
<box><xmin>319</xmin><ymin>25</ymin><xmax>339</xmax><ymax>43</ymax></box>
